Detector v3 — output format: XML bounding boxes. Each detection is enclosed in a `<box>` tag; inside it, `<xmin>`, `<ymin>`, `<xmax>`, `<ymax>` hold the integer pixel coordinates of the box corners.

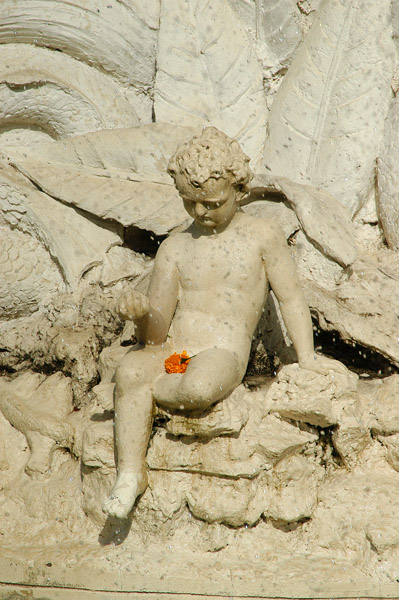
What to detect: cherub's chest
<box><xmin>175</xmin><ymin>236</ymin><xmax>263</xmax><ymax>291</ymax></box>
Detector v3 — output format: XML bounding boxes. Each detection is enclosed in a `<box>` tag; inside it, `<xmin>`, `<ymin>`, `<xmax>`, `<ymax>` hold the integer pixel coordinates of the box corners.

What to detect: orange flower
<box><xmin>164</xmin><ymin>350</ymin><xmax>191</xmax><ymax>374</ymax></box>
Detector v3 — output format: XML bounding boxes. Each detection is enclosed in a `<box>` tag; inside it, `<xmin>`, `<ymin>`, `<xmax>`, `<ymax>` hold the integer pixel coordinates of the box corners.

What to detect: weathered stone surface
<box><xmin>377</xmin><ymin>94</ymin><xmax>399</xmax><ymax>250</ymax></box>
<box><xmin>332</xmin><ymin>416</ymin><xmax>371</xmax><ymax>467</ymax></box>
<box><xmin>100</xmin><ymin>247</ymin><xmax>149</xmax><ymax>288</ymax></box>
<box><xmin>0</xmin><ymin>160</ymin><xmax>121</xmax><ymax>291</ymax></box>
<box><xmin>48</xmin><ymin>327</ymin><xmax>100</xmax><ymax>402</ymax></box>
<box><xmin>92</xmin><ymin>383</ymin><xmax>115</xmax><ymax>412</ymax></box>
<box><xmin>82</xmin><ymin>420</ymin><xmax>115</xmax><ymax>469</ymax></box>
<box><xmin>0</xmin><ymin>44</ymin><xmax>140</xmax><ymax>140</ymax></box>
<box><xmin>7</xmin><ymin>124</ymin><xmax>201</xmax><ymax>237</ymax></box>
<box><xmin>243</xmin><ymin>196</ymin><xmax>299</xmax><ymax>239</ymax></box>
<box><xmin>255</xmin><ymin>414</ymin><xmax>318</xmax><ymax>464</ymax></box>
<box><xmin>148</xmin><ymin>390</ymin><xmax>316</xmax><ymax>478</ymax></box>
<box><xmin>266</xmin><ymin>455</ymin><xmax>323</xmax><ymax>523</ymax></box>
<box><xmin>251</xmin><ymin>174</ymin><xmax>357</xmax><ymax>268</ymax></box>
<box><xmin>366</xmin><ymin>522</ymin><xmax>399</xmax><ymax>555</ymax></box>
<box><xmin>229</xmin><ymin>0</ymin><xmax>302</xmax><ymax>70</ymax></box>
<box><xmin>81</xmin><ymin>464</ymin><xmax>114</xmax><ymax>527</ymax></box>
<box><xmin>262</xmin><ymin>0</ymin><xmax>394</xmax><ymax>216</ymax></box>
<box><xmin>0</xmin><ymin>372</ymin><xmax>74</xmax><ymax>476</ymax></box>
<box><xmin>267</xmin><ymin>363</ymin><xmax>358</xmax><ymax>428</ymax></box>
<box><xmin>0</xmin><ymin>434</ymin><xmax>9</xmax><ymax>472</ymax></box>
<box><xmin>305</xmin><ymin>257</ymin><xmax>399</xmax><ymax>368</ymax></box>
<box><xmin>146</xmin><ymin>470</ymin><xmax>188</xmax><ymax>521</ymax></box>
<box><xmin>154</xmin><ymin>0</ymin><xmax>267</xmax><ymax>167</ymax></box>
<box><xmin>148</xmin><ymin>427</ymin><xmax>266</xmax><ymax>479</ymax></box>
<box><xmin>98</xmin><ymin>342</ymin><xmax>131</xmax><ymax>384</ymax></box>
<box><xmin>186</xmin><ymin>472</ymin><xmax>270</xmax><ymax>527</ymax></box>
<box><xmin>368</xmin><ymin>375</ymin><xmax>399</xmax><ymax>435</ymax></box>
<box><xmin>381</xmin><ymin>433</ymin><xmax>399</xmax><ymax>472</ymax></box>
<box><xmin>164</xmin><ymin>385</ymin><xmax>249</xmax><ymax>439</ymax></box>
<box><xmin>0</xmin><ymin>0</ymin><xmax>159</xmax><ymax>120</ymax></box>
<box><xmin>0</xmin><ymin>226</ymin><xmax>64</xmax><ymax>320</ymax></box>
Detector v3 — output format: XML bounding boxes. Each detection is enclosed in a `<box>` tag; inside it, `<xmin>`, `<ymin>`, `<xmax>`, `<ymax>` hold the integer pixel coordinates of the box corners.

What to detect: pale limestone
<box><xmin>368</xmin><ymin>375</ymin><xmax>399</xmax><ymax>435</ymax></box>
<box><xmin>82</xmin><ymin>420</ymin><xmax>115</xmax><ymax>470</ymax></box>
<box><xmin>0</xmin><ymin>226</ymin><xmax>64</xmax><ymax>319</ymax></box>
<box><xmin>0</xmin><ymin>372</ymin><xmax>73</xmax><ymax>476</ymax></box>
<box><xmin>263</xmin><ymin>0</ymin><xmax>395</xmax><ymax>216</ymax></box>
<box><xmin>164</xmin><ymin>385</ymin><xmax>249</xmax><ymax>439</ymax></box>
<box><xmin>0</xmin><ymin>0</ymin><xmax>159</xmax><ymax>123</ymax></box>
<box><xmin>267</xmin><ymin>363</ymin><xmax>358</xmax><ymax>428</ymax></box>
<box><xmin>377</xmin><ymin>95</ymin><xmax>399</xmax><ymax>250</ymax></box>
<box><xmin>2</xmin><ymin>0</ymin><xmax>399</xmax><ymax>594</ymax></box>
<box><xmin>229</xmin><ymin>0</ymin><xmax>302</xmax><ymax>70</ymax></box>
<box><xmin>304</xmin><ymin>258</ymin><xmax>399</xmax><ymax>368</ymax></box>
<box><xmin>185</xmin><ymin>471</ymin><xmax>270</xmax><ymax>527</ymax></box>
<box><xmin>381</xmin><ymin>433</ymin><xmax>399</xmax><ymax>472</ymax></box>
<box><xmin>147</xmin><ymin>406</ymin><xmax>316</xmax><ymax>478</ymax></box>
<box><xmin>0</xmin><ymin>160</ymin><xmax>121</xmax><ymax>290</ymax></box>
<box><xmin>0</xmin><ymin>44</ymin><xmax>139</xmax><ymax>141</ymax></box>
<box><xmin>154</xmin><ymin>0</ymin><xmax>267</xmax><ymax>167</ymax></box>
<box><xmin>267</xmin><ymin>455</ymin><xmax>323</xmax><ymax>522</ymax></box>
<box><xmin>100</xmin><ymin>247</ymin><xmax>148</xmax><ymax>288</ymax></box>
<box><xmin>251</xmin><ymin>174</ymin><xmax>357</xmax><ymax>268</ymax></box>
<box><xmin>331</xmin><ymin>416</ymin><xmax>372</xmax><ymax>467</ymax></box>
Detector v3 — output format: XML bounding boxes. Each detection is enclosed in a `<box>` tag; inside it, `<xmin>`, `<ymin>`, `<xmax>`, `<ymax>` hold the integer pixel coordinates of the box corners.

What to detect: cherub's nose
<box><xmin>195</xmin><ymin>203</ymin><xmax>207</xmax><ymax>217</ymax></box>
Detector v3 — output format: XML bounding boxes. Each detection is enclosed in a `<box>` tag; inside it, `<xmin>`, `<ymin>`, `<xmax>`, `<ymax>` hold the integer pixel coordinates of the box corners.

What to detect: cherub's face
<box><xmin>176</xmin><ymin>175</ymin><xmax>239</xmax><ymax>230</ymax></box>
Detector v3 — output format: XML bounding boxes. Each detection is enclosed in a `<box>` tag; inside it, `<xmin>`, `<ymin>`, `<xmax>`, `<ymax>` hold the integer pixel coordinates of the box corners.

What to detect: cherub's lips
<box><xmin>196</xmin><ymin>217</ymin><xmax>215</xmax><ymax>225</ymax></box>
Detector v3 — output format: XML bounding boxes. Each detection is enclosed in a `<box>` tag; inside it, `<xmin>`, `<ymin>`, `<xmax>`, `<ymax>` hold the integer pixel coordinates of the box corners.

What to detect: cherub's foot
<box><xmin>102</xmin><ymin>471</ymin><xmax>147</xmax><ymax>519</ymax></box>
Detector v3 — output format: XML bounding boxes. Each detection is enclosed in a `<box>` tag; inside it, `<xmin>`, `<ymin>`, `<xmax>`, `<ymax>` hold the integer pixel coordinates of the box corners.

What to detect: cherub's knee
<box><xmin>115</xmin><ymin>355</ymin><xmax>147</xmax><ymax>388</ymax></box>
<box><xmin>178</xmin><ymin>377</ymin><xmax>222</xmax><ymax>411</ymax></box>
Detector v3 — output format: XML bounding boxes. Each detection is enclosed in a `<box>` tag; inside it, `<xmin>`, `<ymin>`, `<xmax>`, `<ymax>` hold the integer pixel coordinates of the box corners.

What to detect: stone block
<box><xmin>82</xmin><ymin>420</ymin><xmax>115</xmax><ymax>469</ymax></box>
<box><xmin>369</xmin><ymin>375</ymin><xmax>399</xmax><ymax>435</ymax></box>
<box><xmin>267</xmin><ymin>363</ymin><xmax>358</xmax><ymax>427</ymax></box>
<box><xmin>164</xmin><ymin>385</ymin><xmax>249</xmax><ymax>439</ymax></box>
<box><xmin>266</xmin><ymin>455</ymin><xmax>323</xmax><ymax>523</ymax></box>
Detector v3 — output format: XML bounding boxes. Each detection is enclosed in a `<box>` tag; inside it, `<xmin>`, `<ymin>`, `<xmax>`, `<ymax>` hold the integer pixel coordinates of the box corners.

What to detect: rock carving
<box><xmin>2</xmin><ymin>0</ymin><xmax>399</xmax><ymax>595</ymax></box>
<box><xmin>102</xmin><ymin>127</ymin><xmax>347</xmax><ymax>520</ymax></box>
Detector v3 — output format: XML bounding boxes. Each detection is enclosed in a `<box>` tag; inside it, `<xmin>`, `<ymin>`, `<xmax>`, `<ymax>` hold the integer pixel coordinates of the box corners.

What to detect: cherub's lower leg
<box><xmin>102</xmin><ymin>381</ymin><xmax>152</xmax><ymax>519</ymax></box>
<box><xmin>102</xmin><ymin>349</ymin><xmax>162</xmax><ymax>519</ymax></box>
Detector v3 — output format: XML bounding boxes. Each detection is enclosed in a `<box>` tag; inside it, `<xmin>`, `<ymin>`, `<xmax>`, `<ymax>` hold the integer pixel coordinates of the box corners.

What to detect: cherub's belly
<box><xmin>168</xmin><ymin>310</ymin><xmax>253</xmax><ymax>371</ymax></box>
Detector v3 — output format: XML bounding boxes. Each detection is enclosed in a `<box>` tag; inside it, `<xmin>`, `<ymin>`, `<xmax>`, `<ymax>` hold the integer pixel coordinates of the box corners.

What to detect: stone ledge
<box><xmin>1</xmin><ymin>557</ymin><xmax>399</xmax><ymax>599</ymax></box>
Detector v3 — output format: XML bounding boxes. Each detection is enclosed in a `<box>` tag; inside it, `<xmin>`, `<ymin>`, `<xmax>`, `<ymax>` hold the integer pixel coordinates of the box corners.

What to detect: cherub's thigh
<box><xmin>179</xmin><ymin>347</ymin><xmax>242</xmax><ymax>403</ymax></box>
<box><xmin>115</xmin><ymin>343</ymin><xmax>169</xmax><ymax>388</ymax></box>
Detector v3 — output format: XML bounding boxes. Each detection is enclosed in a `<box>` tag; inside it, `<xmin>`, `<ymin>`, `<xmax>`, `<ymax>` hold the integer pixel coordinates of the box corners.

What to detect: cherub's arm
<box><xmin>118</xmin><ymin>238</ymin><xmax>178</xmax><ymax>345</ymax></box>
<box><xmin>263</xmin><ymin>221</ymin><xmax>347</xmax><ymax>375</ymax></box>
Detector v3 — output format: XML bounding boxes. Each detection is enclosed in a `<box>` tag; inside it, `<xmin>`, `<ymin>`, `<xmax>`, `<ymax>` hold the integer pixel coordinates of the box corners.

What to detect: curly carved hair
<box><xmin>167</xmin><ymin>127</ymin><xmax>252</xmax><ymax>195</ymax></box>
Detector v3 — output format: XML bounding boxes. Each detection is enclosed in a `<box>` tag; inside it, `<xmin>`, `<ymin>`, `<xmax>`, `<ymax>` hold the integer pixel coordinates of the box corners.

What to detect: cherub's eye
<box><xmin>191</xmin><ymin>180</ymin><xmax>200</xmax><ymax>188</ymax></box>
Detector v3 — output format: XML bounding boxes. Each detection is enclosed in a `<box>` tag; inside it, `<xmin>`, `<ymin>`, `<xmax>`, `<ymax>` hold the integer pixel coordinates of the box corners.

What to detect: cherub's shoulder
<box><xmin>156</xmin><ymin>231</ymin><xmax>186</xmax><ymax>257</ymax></box>
<box><xmin>240</xmin><ymin>213</ymin><xmax>286</xmax><ymax>242</ymax></box>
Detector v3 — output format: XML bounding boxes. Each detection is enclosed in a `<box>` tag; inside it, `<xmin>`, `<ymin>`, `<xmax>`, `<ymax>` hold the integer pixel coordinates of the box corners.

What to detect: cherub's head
<box><xmin>168</xmin><ymin>127</ymin><xmax>252</xmax><ymax>230</ymax></box>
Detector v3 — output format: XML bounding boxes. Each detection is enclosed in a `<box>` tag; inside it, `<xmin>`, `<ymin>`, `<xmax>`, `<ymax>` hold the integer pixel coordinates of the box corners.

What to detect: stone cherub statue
<box><xmin>102</xmin><ymin>127</ymin><xmax>346</xmax><ymax>520</ymax></box>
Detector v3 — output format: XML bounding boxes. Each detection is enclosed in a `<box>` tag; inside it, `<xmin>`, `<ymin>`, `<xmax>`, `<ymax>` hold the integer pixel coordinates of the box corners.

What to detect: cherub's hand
<box><xmin>298</xmin><ymin>353</ymin><xmax>349</xmax><ymax>376</ymax></box>
<box><xmin>117</xmin><ymin>290</ymin><xmax>150</xmax><ymax>321</ymax></box>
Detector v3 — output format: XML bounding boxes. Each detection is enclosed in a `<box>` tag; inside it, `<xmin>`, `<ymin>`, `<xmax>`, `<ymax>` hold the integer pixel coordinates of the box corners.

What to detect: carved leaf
<box><xmin>263</xmin><ymin>0</ymin><xmax>395</xmax><ymax>216</ymax></box>
<box><xmin>0</xmin><ymin>161</ymin><xmax>120</xmax><ymax>289</ymax></box>
<box><xmin>154</xmin><ymin>0</ymin><xmax>268</xmax><ymax>167</ymax></box>
<box><xmin>6</xmin><ymin>124</ymin><xmax>200</xmax><ymax>237</ymax></box>
<box><xmin>229</xmin><ymin>0</ymin><xmax>302</xmax><ymax>67</ymax></box>
<box><xmin>251</xmin><ymin>174</ymin><xmax>357</xmax><ymax>267</ymax></box>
